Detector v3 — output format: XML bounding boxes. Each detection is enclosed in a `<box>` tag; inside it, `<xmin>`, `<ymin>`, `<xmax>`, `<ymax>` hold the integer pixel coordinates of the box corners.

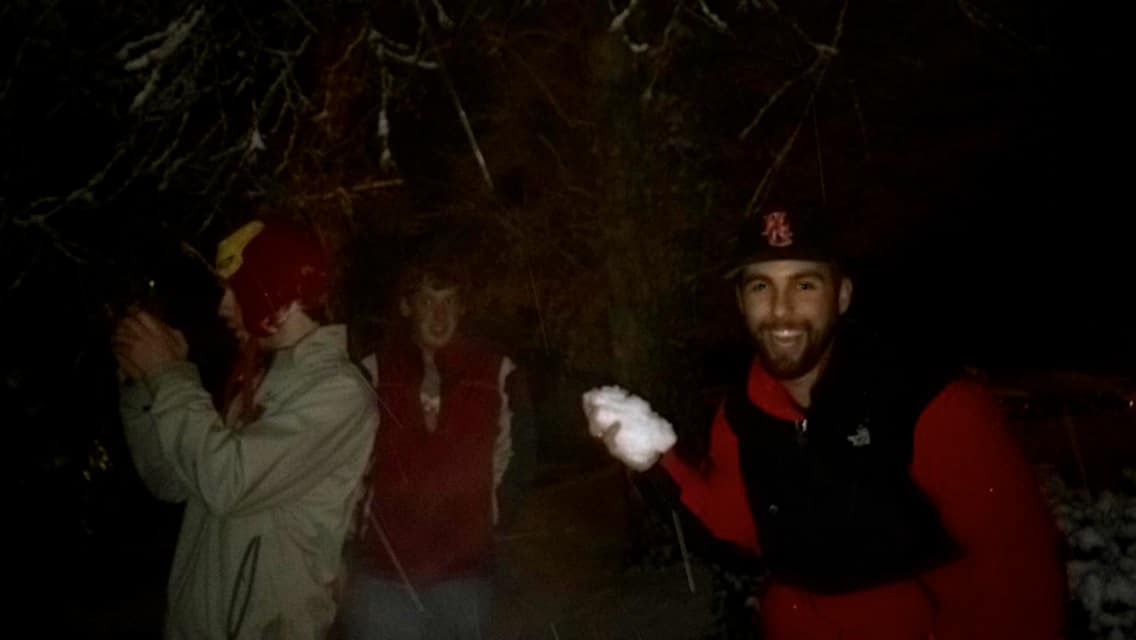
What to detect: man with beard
<box><xmin>585</xmin><ymin>206</ymin><xmax>1065</xmax><ymax>639</ymax></box>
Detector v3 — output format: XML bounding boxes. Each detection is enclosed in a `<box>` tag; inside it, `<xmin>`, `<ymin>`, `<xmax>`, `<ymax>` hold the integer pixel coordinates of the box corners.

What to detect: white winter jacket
<box><xmin>120</xmin><ymin>325</ymin><xmax>379</xmax><ymax>639</ymax></box>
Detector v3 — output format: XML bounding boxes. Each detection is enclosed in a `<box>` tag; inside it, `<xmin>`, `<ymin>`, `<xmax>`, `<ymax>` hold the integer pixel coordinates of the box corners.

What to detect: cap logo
<box><xmin>761</xmin><ymin>210</ymin><xmax>794</xmax><ymax>248</ymax></box>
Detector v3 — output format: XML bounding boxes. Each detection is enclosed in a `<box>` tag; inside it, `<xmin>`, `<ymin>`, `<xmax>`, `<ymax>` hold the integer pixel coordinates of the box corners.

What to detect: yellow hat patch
<box><xmin>215</xmin><ymin>220</ymin><xmax>266</xmax><ymax>279</ymax></box>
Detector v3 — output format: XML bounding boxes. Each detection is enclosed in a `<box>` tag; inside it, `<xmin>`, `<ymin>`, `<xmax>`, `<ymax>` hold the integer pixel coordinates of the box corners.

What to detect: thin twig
<box><xmin>739</xmin><ymin>0</ymin><xmax>847</xmax><ymax>140</ymax></box>
<box><xmin>329</xmin><ymin>25</ymin><xmax>369</xmax><ymax>73</ymax></box>
<box><xmin>282</xmin><ymin>0</ymin><xmax>318</xmax><ymax>34</ymax></box>
<box><xmin>527</xmin><ymin>261</ymin><xmax>551</xmax><ymax>351</ymax></box>
<box><xmin>179</xmin><ymin>241</ymin><xmax>218</xmax><ymax>276</ymax></box>
<box><xmin>764</xmin><ymin>0</ymin><xmax>820</xmax><ymax>48</ymax></box>
<box><xmin>737</xmin><ymin>59</ymin><xmax>816</xmax><ymax>141</ymax></box>
<box><xmin>411</xmin><ymin>0</ymin><xmax>494</xmax><ymax>191</ymax></box>
<box><xmin>609</xmin><ymin>0</ymin><xmax>643</xmax><ymax>33</ymax></box>
<box><xmin>671</xmin><ymin>509</ymin><xmax>696</xmax><ymax>593</ymax></box>
<box><xmin>1061</xmin><ymin>406</ymin><xmax>1092</xmax><ymax>495</ymax></box>
<box><xmin>743</xmin><ymin>0</ymin><xmax>848</xmax><ymax>215</ymax></box>
<box><xmin>502</xmin><ymin>46</ymin><xmax>590</xmax><ymax>130</ymax></box>
<box><xmin>743</xmin><ymin>78</ymin><xmax>815</xmax><ymax>216</ymax></box>
<box><xmin>850</xmin><ymin>80</ymin><xmax>871</xmax><ymax>161</ymax></box>
<box><xmin>811</xmin><ymin>97</ymin><xmax>826</xmax><ymax>203</ymax></box>
<box><xmin>368</xmin><ymin>511</ymin><xmax>426</xmax><ymax>612</ymax></box>
<box><xmin>957</xmin><ymin>0</ymin><xmax>1041</xmax><ymax>52</ymax></box>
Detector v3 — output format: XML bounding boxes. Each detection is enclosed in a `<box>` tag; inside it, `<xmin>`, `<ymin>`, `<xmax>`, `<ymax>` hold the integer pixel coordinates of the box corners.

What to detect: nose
<box><xmin>218</xmin><ymin>288</ymin><xmax>239</xmax><ymax>322</ymax></box>
<box><xmin>429</xmin><ymin>301</ymin><xmax>449</xmax><ymax>325</ymax></box>
<box><xmin>218</xmin><ymin>292</ymin><xmax>231</xmax><ymax>319</ymax></box>
<box><xmin>771</xmin><ymin>286</ymin><xmax>792</xmax><ymax>319</ymax></box>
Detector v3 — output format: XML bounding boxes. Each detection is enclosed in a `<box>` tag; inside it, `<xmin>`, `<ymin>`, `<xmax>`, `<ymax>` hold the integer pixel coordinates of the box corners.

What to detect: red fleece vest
<box><xmin>361</xmin><ymin>337</ymin><xmax>503</xmax><ymax>584</ymax></box>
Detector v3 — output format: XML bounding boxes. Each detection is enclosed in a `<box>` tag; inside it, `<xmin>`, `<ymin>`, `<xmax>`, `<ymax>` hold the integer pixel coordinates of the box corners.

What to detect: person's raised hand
<box><xmin>112</xmin><ymin>311</ymin><xmax>188</xmax><ymax>382</ymax></box>
<box><xmin>582</xmin><ymin>386</ymin><xmax>676</xmax><ymax>471</ymax></box>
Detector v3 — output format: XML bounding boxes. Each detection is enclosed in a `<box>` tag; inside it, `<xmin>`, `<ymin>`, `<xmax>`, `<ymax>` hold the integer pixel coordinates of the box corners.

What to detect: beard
<box><xmin>753</xmin><ymin>321</ymin><xmax>838</xmax><ymax>380</ymax></box>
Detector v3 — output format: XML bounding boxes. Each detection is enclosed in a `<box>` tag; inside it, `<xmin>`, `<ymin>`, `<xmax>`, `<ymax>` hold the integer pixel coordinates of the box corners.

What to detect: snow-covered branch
<box><xmin>119</xmin><ymin>5</ymin><xmax>204</xmax><ymax>73</ymax></box>
<box><xmin>368</xmin><ymin>29</ymin><xmax>439</xmax><ymax>70</ymax></box>
<box><xmin>429</xmin><ymin>0</ymin><xmax>454</xmax><ymax>31</ymax></box>
<box><xmin>695</xmin><ymin>0</ymin><xmax>729</xmax><ymax>33</ymax></box>
<box><xmin>609</xmin><ymin>0</ymin><xmax>643</xmax><ymax>34</ymax></box>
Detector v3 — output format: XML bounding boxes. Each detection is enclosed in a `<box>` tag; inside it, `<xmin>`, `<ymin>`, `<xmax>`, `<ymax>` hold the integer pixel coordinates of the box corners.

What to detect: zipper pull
<box><xmin>796</xmin><ymin>418</ymin><xmax>809</xmax><ymax>446</ymax></box>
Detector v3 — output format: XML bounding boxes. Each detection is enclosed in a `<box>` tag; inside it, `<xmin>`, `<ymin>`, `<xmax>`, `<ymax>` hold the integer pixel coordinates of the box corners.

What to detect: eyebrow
<box><xmin>740</xmin><ymin>272</ymin><xmax>770</xmax><ymax>286</ymax></box>
<box><xmin>741</xmin><ymin>269</ymin><xmax>829</xmax><ymax>285</ymax></box>
<box><xmin>792</xmin><ymin>270</ymin><xmax>829</xmax><ymax>282</ymax></box>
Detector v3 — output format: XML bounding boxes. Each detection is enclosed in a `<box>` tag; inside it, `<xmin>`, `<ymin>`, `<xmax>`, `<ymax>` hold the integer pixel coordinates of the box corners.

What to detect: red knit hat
<box><xmin>215</xmin><ymin>219</ymin><xmax>329</xmax><ymax>337</ymax></box>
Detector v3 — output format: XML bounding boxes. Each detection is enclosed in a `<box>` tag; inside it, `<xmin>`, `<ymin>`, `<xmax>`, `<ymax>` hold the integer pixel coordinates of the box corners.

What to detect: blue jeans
<box><xmin>343</xmin><ymin>573</ymin><xmax>493</xmax><ymax>640</ymax></box>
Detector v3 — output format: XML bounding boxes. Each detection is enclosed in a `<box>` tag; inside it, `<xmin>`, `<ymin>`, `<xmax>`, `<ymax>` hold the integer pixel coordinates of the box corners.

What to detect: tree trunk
<box><xmin>593</xmin><ymin>36</ymin><xmax>666</xmax><ymax>403</ymax></box>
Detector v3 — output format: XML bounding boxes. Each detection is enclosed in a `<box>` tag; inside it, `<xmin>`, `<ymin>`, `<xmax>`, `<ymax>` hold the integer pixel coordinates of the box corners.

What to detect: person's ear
<box><xmin>261</xmin><ymin>301</ymin><xmax>300</xmax><ymax>335</ymax></box>
<box><xmin>258</xmin><ymin>316</ymin><xmax>278</xmax><ymax>336</ymax></box>
<box><xmin>838</xmin><ymin>277</ymin><xmax>854</xmax><ymax>315</ymax></box>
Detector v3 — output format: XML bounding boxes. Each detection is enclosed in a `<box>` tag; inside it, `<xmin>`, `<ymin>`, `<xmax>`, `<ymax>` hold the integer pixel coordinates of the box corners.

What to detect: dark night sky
<box><xmin>835</xmin><ymin>1</ymin><xmax>1132</xmax><ymax>376</ymax></box>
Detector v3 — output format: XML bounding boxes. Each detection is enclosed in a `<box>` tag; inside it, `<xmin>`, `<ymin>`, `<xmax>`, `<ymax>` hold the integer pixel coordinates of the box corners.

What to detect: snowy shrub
<box><xmin>1044</xmin><ymin>469</ymin><xmax>1136</xmax><ymax>639</ymax></box>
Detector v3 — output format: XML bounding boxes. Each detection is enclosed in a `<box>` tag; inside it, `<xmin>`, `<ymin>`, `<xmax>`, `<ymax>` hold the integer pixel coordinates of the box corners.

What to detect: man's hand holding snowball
<box><xmin>582</xmin><ymin>386</ymin><xmax>676</xmax><ymax>471</ymax></box>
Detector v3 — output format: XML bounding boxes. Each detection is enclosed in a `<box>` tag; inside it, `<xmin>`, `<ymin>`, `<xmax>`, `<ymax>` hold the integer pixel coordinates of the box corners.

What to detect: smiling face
<box><xmin>735</xmin><ymin>259</ymin><xmax>853</xmax><ymax>382</ymax></box>
<box><xmin>400</xmin><ymin>284</ymin><xmax>464</xmax><ymax>353</ymax></box>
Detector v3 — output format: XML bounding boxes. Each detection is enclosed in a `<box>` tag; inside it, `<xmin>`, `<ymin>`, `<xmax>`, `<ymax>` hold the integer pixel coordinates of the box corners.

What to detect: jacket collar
<box><xmin>273</xmin><ymin>324</ymin><xmax>347</xmax><ymax>369</ymax></box>
<box><xmin>746</xmin><ymin>357</ymin><xmax>807</xmax><ymax>423</ymax></box>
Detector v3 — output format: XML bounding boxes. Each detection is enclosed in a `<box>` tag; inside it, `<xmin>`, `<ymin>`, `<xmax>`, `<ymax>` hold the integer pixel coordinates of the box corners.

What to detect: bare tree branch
<box><xmin>411</xmin><ymin>0</ymin><xmax>495</xmax><ymax>191</ymax></box>
<box><xmin>744</xmin><ymin>0</ymin><xmax>848</xmax><ymax>215</ymax></box>
<box><xmin>957</xmin><ymin>0</ymin><xmax>1043</xmax><ymax>52</ymax></box>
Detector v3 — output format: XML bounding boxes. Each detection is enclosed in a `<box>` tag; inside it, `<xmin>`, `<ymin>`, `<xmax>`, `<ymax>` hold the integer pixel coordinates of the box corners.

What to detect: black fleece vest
<box><xmin>724</xmin><ymin>358</ymin><xmax>960</xmax><ymax>594</ymax></box>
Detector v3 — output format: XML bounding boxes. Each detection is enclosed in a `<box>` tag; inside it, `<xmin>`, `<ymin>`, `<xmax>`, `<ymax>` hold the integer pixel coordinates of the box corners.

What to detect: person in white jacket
<box><xmin>113</xmin><ymin>218</ymin><xmax>379</xmax><ymax>639</ymax></box>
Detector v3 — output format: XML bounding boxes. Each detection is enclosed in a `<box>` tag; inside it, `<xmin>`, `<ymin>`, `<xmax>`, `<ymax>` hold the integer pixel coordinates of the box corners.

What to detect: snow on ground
<box><xmin>1043</xmin><ymin>467</ymin><xmax>1136</xmax><ymax>640</ymax></box>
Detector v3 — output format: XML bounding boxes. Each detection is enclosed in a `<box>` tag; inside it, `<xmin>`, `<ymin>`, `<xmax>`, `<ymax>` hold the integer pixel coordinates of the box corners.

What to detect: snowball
<box><xmin>582</xmin><ymin>385</ymin><xmax>676</xmax><ymax>470</ymax></box>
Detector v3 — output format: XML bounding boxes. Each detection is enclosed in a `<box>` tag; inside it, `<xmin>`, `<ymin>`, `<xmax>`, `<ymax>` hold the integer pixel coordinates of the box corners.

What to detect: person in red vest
<box><xmin>343</xmin><ymin>254</ymin><xmax>532</xmax><ymax>640</ymax></box>
<box><xmin>584</xmin><ymin>205</ymin><xmax>1066</xmax><ymax>640</ymax></box>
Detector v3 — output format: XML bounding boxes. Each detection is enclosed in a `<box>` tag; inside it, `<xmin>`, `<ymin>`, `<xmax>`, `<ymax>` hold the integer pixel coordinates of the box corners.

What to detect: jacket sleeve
<box><xmin>496</xmin><ymin>359</ymin><xmax>536</xmax><ymax>528</ymax></box>
<box><xmin>145</xmin><ymin>361</ymin><xmax>379</xmax><ymax>518</ymax></box>
<box><xmin>912</xmin><ymin>380</ymin><xmax>1065</xmax><ymax>640</ymax></box>
<box><xmin>660</xmin><ymin>405</ymin><xmax>760</xmax><ymax>555</ymax></box>
<box><xmin>492</xmin><ymin>358</ymin><xmax>517</xmax><ymax>494</ymax></box>
<box><xmin>119</xmin><ymin>375</ymin><xmax>192</xmax><ymax>503</ymax></box>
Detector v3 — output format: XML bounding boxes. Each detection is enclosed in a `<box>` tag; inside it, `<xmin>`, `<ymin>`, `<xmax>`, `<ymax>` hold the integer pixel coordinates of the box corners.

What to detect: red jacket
<box><xmin>360</xmin><ymin>337</ymin><xmax>505</xmax><ymax>584</ymax></box>
<box><xmin>661</xmin><ymin>357</ymin><xmax>1065</xmax><ymax>640</ymax></box>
